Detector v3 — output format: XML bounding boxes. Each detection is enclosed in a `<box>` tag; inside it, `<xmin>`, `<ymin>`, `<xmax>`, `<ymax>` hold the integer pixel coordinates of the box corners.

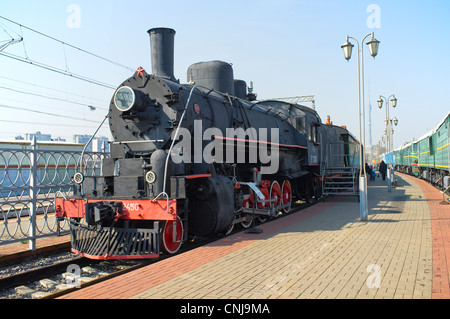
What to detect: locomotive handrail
<box><xmin>78</xmin><ymin>115</ymin><xmax>108</xmax><ymax>196</ymax></box>
<box><xmin>112</xmin><ymin>139</ymin><xmax>164</xmax><ymax>144</ymax></box>
<box><xmin>155</xmin><ymin>85</ymin><xmax>201</xmax><ymax>209</ymax></box>
<box><xmin>152</xmin><ymin>191</ymin><xmax>169</xmax><ymax>211</ymax></box>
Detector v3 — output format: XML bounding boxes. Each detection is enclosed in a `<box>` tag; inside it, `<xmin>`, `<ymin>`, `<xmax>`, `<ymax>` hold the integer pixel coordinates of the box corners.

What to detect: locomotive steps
<box><xmin>322</xmin><ymin>167</ymin><xmax>359</xmax><ymax>197</ymax></box>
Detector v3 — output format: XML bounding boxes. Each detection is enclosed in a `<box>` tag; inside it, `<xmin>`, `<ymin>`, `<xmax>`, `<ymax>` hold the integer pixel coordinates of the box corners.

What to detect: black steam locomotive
<box><xmin>56</xmin><ymin>28</ymin><xmax>359</xmax><ymax>260</ymax></box>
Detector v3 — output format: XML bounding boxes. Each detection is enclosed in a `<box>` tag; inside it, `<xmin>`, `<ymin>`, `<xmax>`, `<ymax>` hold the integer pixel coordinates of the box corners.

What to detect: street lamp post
<box><xmin>390</xmin><ymin>117</ymin><xmax>398</xmax><ymax>184</ymax></box>
<box><xmin>391</xmin><ymin>116</ymin><xmax>398</xmax><ymax>160</ymax></box>
<box><xmin>341</xmin><ymin>32</ymin><xmax>380</xmax><ymax>221</ymax></box>
<box><xmin>377</xmin><ymin>95</ymin><xmax>398</xmax><ymax>191</ymax></box>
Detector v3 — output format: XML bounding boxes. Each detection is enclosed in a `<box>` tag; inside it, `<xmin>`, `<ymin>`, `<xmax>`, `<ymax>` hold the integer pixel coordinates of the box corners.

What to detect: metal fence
<box><xmin>0</xmin><ymin>139</ymin><xmax>109</xmax><ymax>250</ymax></box>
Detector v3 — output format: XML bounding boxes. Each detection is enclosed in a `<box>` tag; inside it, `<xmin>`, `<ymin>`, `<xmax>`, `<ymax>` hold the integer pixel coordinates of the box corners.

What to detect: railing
<box><xmin>321</xmin><ymin>142</ymin><xmax>360</xmax><ymax>197</ymax></box>
<box><xmin>0</xmin><ymin>139</ymin><xmax>109</xmax><ymax>250</ymax></box>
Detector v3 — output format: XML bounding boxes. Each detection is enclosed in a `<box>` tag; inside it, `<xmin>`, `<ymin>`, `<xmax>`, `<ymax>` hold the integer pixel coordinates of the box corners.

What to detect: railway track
<box><xmin>0</xmin><ymin>253</ymin><xmax>150</xmax><ymax>299</ymax></box>
<box><xmin>0</xmin><ymin>198</ymin><xmax>318</xmax><ymax>299</ymax></box>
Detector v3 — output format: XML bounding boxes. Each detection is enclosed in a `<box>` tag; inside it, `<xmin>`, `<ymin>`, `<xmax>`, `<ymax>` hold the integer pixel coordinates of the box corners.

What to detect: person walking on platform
<box><xmin>365</xmin><ymin>163</ymin><xmax>374</xmax><ymax>181</ymax></box>
<box><xmin>379</xmin><ymin>160</ymin><xmax>387</xmax><ymax>181</ymax></box>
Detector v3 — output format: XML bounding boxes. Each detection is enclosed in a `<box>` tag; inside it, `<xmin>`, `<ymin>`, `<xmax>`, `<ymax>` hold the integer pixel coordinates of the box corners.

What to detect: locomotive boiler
<box><xmin>55</xmin><ymin>27</ymin><xmax>359</xmax><ymax>260</ymax></box>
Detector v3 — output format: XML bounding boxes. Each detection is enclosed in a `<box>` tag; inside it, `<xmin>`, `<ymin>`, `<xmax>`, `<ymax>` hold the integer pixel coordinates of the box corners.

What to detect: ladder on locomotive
<box><xmin>321</xmin><ymin>142</ymin><xmax>359</xmax><ymax>199</ymax></box>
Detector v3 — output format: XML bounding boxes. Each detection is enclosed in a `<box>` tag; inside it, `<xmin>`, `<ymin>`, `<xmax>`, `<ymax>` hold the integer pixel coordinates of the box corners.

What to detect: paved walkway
<box><xmin>58</xmin><ymin>172</ymin><xmax>450</xmax><ymax>300</ymax></box>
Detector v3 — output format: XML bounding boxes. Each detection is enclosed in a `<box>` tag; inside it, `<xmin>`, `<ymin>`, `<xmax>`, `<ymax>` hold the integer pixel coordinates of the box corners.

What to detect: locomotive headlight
<box><xmin>145</xmin><ymin>171</ymin><xmax>157</xmax><ymax>184</ymax></box>
<box><xmin>113</xmin><ymin>86</ymin><xmax>149</xmax><ymax>113</ymax></box>
<box><xmin>73</xmin><ymin>172</ymin><xmax>84</xmax><ymax>184</ymax></box>
<box><xmin>114</xmin><ymin>86</ymin><xmax>136</xmax><ymax>112</ymax></box>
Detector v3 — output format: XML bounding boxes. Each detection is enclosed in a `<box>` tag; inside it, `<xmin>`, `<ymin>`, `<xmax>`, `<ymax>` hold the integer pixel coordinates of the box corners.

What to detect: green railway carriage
<box><xmin>395</xmin><ymin>141</ymin><xmax>419</xmax><ymax>176</ymax></box>
<box><xmin>410</xmin><ymin>142</ymin><xmax>420</xmax><ymax>177</ymax></box>
<box><xmin>393</xmin><ymin>112</ymin><xmax>449</xmax><ymax>187</ymax></box>
<box><xmin>418</xmin><ymin>131</ymin><xmax>434</xmax><ymax>172</ymax></box>
<box><xmin>394</xmin><ymin>148</ymin><xmax>401</xmax><ymax>167</ymax></box>
<box><xmin>435</xmin><ymin>114</ymin><xmax>450</xmax><ymax>172</ymax></box>
<box><xmin>418</xmin><ymin>113</ymin><xmax>449</xmax><ymax>177</ymax></box>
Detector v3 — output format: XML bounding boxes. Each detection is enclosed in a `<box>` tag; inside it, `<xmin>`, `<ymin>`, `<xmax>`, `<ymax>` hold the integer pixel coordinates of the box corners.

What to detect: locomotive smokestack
<box><xmin>147</xmin><ymin>27</ymin><xmax>176</xmax><ymax>81</ymax></box>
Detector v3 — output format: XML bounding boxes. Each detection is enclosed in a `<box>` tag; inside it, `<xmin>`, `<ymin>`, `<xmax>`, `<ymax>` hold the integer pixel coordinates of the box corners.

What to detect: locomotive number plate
<box><xmin>124</xmin><ymin>202</ymin><xmax>140</xmax><ymax>212</ymax></box>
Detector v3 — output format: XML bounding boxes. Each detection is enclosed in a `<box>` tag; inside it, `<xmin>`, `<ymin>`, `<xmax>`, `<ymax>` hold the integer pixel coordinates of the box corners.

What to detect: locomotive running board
<box><xmin>68</xmin><ymin>220</ymin><xmax>160</xmax><ymax>260</ymax></box>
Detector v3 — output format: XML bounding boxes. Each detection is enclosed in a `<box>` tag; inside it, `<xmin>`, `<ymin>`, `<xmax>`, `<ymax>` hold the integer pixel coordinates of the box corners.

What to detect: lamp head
<box><xmin>377</xmin><ymin>98</ymin><xmax>383</xmax><ymax>109</ymax></box>
<box><xmin>391</xmin><ymin>96</ymin><xmax>397</xmax><ymax>108</ymax></box>
<box><xmin>367</xmin><ymin>35</ymin><xmax>380</xmax><ymax>58</ymax></box>
<box><xmin>341</xmin><ymin>37</ymin><xmax>354</xmax><ymax>61</ymax></box>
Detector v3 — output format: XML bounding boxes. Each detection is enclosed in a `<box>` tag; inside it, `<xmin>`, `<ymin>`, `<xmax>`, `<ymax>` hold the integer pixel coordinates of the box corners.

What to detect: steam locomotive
<box><xmin>55</xmin><ymin>27</ymin><xmax>360</xmax><ymax>260</ymax></box>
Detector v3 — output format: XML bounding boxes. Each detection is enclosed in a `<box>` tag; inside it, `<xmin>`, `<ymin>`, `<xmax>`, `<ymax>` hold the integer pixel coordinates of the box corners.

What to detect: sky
<box><xmin>0</xmin><ymin>0</ymin><xmax>449</xmax><ymax>150</ymax></box>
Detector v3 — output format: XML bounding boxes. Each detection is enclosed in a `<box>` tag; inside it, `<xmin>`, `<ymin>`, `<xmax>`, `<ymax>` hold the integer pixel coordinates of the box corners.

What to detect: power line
<box><xmin>0</xmin><ymin>16</ymin><xmax>127</xmax><ymax>139</ymax></box>
<box><xmin>0</xmin><ymin>119</ymin><xmax>99</xmax><ymax>128</ymax></box>
<box><xmin>0</xmin><ymin>85</ymin><xmax>108</xmax><ymax>110</ymax></box>
<box><xmin>0</xmin><ymin>19</ymin><xmax>23</xmax><ymax>52</ymax></box>
<box><xmin>0</xmin><ymin>15</ymin><xmax>134</xmax><ymax>72</ymax></box>
<box><xmin>0</xmin><ymin>96</ymin><xmax>90</xmax><ymax>116</ymax></box>
<box><xmin>0</xmin><ymin>51</ymin><xmax>117</xmax><ymax>89</ymax></box>
<box><xmin>0</xmin><ymin>75</ymin><xmax>108</xmax><ymax>104</ymax></box>
<box><xmin>0</xmin><ymin>103</ymin><xmax>104</xmax><ymax>123</ymax></box>
<box><xmin>0</xmin><ymin>16</ymin><xmax>134</xmax><ymax>90</ymax></box>
<box><xmin>0</xmin><ymin>37</ymin><xmax>22</xmax><ymax>52</ymax></box>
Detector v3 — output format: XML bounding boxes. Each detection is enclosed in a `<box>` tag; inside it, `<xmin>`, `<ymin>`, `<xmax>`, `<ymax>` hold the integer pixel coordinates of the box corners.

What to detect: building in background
<box><xmin>23</xmin><ymin>131</ymin><xmax>53</xmax><ymax>141</ymax></box>
<box><xmin>15</xmin><ymin>131</ymin><xmax>66</xmax><ymax>142</ymax></box>
<box><xmin>73</xmin><ymin>134</ymin><xmax>110</xmax><ymax>153</ymax></box>
<box><xmin>11</xmin><ymin>132</ymin><xmax>110</xmax><ymax>153</ymax></box>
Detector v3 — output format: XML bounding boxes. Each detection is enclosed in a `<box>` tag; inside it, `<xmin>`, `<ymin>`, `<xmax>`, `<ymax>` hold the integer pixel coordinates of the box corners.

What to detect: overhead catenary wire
<box><xmin>0</xmin><ymin>51</ymin><xmax>117</xmax><ymax>89</ymax></box>
<box><xmin>0</xmin><ymin>74</ymin><xmax>108</xmax><ymax>103</ymax></box>
<box><xmin>0</xmin><ymin>103</ymin><xmax>104</xmax><ymax>123</ymax></box>
<box><xmin>0</xmin><ymin>16</ymin><xmax>130</xmax><ymax>140</ymax></box>
<box><xmin>0</xmin><ymin>85</ymin><xmax>108</xmax><ymax>110</ymax></box>
<box><xmin>0</xmin><ymin>15</ymin><xmax>134</xmax><ymax>72</ymax></box>
<box><xmin>0</xmin><ymin>96</ymin><xmax>93</xmax><ymax>116</ymax></box>
<box><xmin>0</xmin><ymin>19</ymin><xmax>23</xmax><ymax>52</ymax></box>
<box><xmin>0</xmin><ymin>119</ymin><xmax>100</xmax><ymax>128</ymax></box>
<box><xmin>0</xmin><ymin>16</ymin><xmax>134</xmax><ymax>90</ymax></box>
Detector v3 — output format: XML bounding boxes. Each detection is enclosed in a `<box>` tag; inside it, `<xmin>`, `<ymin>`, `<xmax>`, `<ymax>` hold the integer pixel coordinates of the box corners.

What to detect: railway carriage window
<box><xmin>296</xmin><ymin>118</ymin><xmax>306</xmax><ymax>133</ymax></box>
<box><xmin>308</xmin><ymin>124</ymin><xmax>319</xmax><ymax>145</ymax></box>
